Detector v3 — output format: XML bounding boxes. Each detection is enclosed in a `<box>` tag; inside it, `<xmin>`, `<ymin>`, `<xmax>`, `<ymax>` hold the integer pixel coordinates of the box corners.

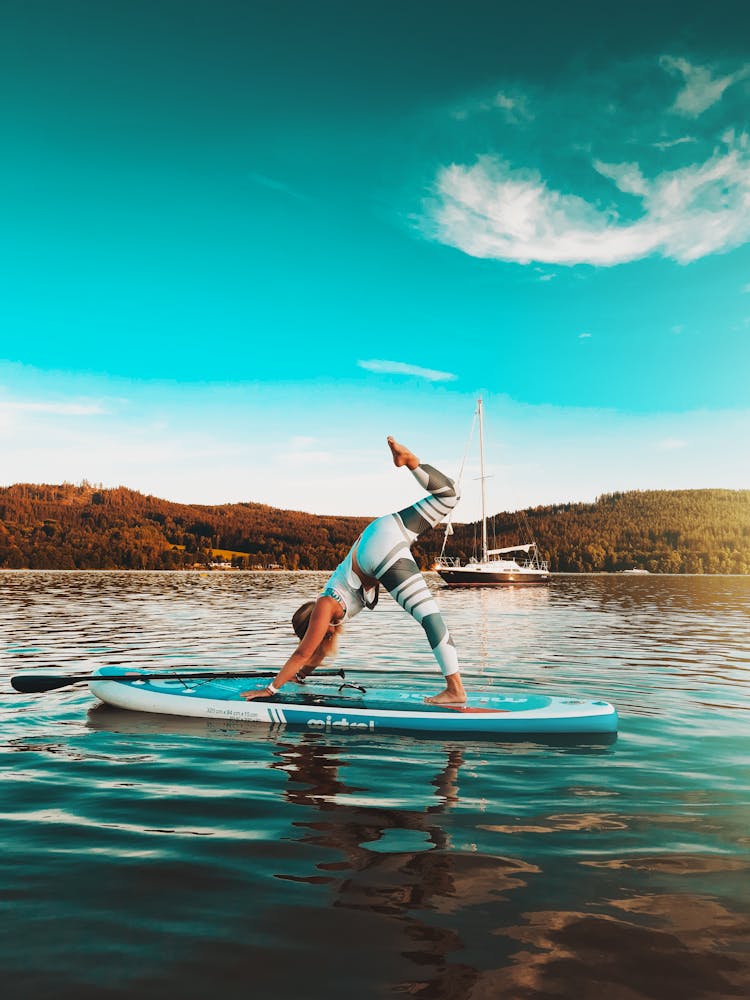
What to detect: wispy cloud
<box><xmin>358</xmin><ymin>359</ymin><xmax>457</xmax><ymax>382</ymax></box>
<box><xmin>653</xmin><ymin>136</ymin><xmax>698</xmax><ymax>150</ymax></box>
<box><xmin>579</xmin><ymin>332</ymin><xmax>592</xmax><ymax>339</ymax></box>
<box><xmin>428</xmin><ymin>132</ymin><xmax>750</xmax><ymax>266</ymax></box>
<box><xmin>656</xmin><ymin>437</ymin><xmax>688</xmax><ymax>450</ymax></box>
<box><xmin>247</xmin><ymin>170</ymin><xmax>309</xmax><ymax>202</ymax></box>
<box><xmin>452</xmin><ymin>89</ymin><xmax>533</xmax><ymax>124</ymax></box>
<box><xmin>0</xmin><ymin>400</ymin><xmax>104</xmax><ymax>416</ymax></box>
<box><xmin>661</xmin><ymin>56</ymin><xmax>750</xmax><ymax>118</ymax></box>
<box><xmin>279</xmin><ymin>437</ymin><xmax>336</xmax><ymax>464</ymax></box>
<box><xmin>279</xmin><ymin>448</ymin><xmax>334</xmax><ymax>465</ymax></box>
<box><xmin>534</xmin><ymin>267</ymin><xmax>555</xmax><ymax>282</ymax></box>
<box><xmin>492</xmin><ymin>92</ymin><xmax>533</xmax><ymax>123</ymax></box>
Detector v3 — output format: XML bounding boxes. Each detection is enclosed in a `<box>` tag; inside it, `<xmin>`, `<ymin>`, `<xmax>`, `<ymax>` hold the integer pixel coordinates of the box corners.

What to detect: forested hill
<box><xmin>446</xmin><ymin>489</ymin><xmax>750</xmax><ymax>574</ymax></box>
<box><xmin>0</xmin><ymin>483</ymin><xmax>748</xmax><ymax>573</ymax></box>
<box><xmin>0</xmin><ymin>484</ymin><xmax>371</xmax><ymax>571</ymax></box>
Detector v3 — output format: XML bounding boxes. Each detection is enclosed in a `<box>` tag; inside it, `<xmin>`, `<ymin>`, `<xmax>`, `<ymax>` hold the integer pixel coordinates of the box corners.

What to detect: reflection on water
<box><xmin>1</xmin><ymin>571</ymin><xmax>749</xmax><ymax>998</ymax></box>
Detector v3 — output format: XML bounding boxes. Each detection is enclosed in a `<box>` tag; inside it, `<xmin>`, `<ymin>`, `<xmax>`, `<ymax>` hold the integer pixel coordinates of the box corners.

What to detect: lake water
<box><xmin>2</xmin><ymin>571</ymin><xmax>749</xmax><ymax>999</ymax></box>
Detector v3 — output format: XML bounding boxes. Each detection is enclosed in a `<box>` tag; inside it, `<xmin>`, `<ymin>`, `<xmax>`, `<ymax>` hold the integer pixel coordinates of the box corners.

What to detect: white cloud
<box><xmin>429</xmin><ymin>132</ymin><xmax>750</xmax><ymax>266</ymax></box>
<box><xmin>358</xmin><ymin>359</ymin><xmax>457</xmax><ymax>382</ymax></box>
<box><xmin>661</xmin><ymin>56</ymin><xmax>750</xmax><ymax>118</ymax></box>
<box><xmin>579</xmin><ymin>332</ymin><xmax>592</xmax><ymax>339</ymax></box>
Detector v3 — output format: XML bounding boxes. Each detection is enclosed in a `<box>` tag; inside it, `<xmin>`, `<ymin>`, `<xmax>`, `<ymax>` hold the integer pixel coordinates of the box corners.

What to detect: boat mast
<box><xmin>478</xmin><ymin>397</ymin><xmax>488</xmax><ymax>562</ymax></box>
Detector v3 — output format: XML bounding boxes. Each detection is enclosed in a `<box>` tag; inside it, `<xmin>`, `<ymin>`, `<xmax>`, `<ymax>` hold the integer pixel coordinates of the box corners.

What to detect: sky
<box><xmin>1</xmin><ymin>0</ymin><xmax>749</xmax><ymax>519</ymax></box>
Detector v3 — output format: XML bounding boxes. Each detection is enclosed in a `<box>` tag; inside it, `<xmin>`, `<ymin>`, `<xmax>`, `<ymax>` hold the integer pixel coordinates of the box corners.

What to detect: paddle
<box><xmin>11</xmin><ymin>668</ymin><xmax>346</xmax><ymax>695</ymax></box>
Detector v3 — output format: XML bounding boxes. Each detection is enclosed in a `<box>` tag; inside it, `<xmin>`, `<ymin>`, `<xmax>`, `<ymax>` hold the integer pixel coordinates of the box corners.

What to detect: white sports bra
<box><xmin>320</xmin><ymin>550</ymin><xmax>378</xmax><ymax>621</ymax></box>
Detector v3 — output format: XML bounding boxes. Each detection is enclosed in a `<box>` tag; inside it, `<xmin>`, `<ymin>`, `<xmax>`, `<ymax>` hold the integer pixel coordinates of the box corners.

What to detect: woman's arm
<box><xmin>242</xmin><ymin>596</ymin><xmax>339</xmax><ymax>700</ymax></box>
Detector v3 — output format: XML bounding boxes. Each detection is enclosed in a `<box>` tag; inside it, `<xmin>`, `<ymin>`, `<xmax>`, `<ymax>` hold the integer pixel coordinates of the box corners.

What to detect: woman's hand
<box><xmin>241</xmin><ymin>685</ymin><xmax>275</xmax><ymax>701</ymax></box>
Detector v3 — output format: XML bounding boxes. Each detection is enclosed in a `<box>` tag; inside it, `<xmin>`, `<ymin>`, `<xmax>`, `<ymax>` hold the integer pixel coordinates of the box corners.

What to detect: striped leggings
<box><xmin>356</xmin><ymin>464</ymin><xmax>460</xmax><ymax>676</ymax></box>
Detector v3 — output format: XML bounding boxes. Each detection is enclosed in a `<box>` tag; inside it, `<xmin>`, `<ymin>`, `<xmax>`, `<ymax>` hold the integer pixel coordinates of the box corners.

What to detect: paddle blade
<box><xmin>10</xmin><ymin>674</ymin><xmax>82</xmax><ymax>693</ymax></box>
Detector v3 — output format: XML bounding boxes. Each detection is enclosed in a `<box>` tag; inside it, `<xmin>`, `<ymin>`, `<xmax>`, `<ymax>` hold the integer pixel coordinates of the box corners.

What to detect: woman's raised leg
<box><xmin>357</xmin><ymin>438</ymin><xmax>466</xmax><ymax>704</ymax></box>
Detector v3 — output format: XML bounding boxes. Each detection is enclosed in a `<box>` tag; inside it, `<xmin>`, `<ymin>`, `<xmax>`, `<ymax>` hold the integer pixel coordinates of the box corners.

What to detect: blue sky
<box><xmin>1</xmin><ymin>1</ymin><xmax>749</xmax><ymax>518</ymax></box>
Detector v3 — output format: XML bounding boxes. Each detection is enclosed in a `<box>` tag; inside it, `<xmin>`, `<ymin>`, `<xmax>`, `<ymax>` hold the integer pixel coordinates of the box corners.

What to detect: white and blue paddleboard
<box><xmin>89</xmin><ymin>667</ymin><xmax>618</xmax><ymax>737</ymax></box>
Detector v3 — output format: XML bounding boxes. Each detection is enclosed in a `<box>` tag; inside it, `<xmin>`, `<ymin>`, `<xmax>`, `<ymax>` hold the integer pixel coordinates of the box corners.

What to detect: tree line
<box><xmin>0</xmin><ymin>482</ymin><xmax>747</xmax><ymax>573</ymax></box>
<box><xmin>445</xmin><ymin>489</ymin><xmax>750</xmax><ymax>574</ymax></box>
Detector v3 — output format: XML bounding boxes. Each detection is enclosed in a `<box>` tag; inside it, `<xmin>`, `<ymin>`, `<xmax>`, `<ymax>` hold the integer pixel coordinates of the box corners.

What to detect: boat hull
<box><xmin>89</xmin><ymin>668</ymin><xmax>617</xmax><ymax>737</ymax></box>
<box><xmin>437</xmin><ymin>568</ymin><xmax>550</xmax><ymax>586</ymax></box>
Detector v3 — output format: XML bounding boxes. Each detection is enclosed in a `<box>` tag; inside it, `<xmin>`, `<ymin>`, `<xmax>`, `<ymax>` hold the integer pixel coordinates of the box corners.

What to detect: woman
<box><xmin>243</xmin><ymin>436</ymin><xmax>466</xmax><ymax>705</ymax></box>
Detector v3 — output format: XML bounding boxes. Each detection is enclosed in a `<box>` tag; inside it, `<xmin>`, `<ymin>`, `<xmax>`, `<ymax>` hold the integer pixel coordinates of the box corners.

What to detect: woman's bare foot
<box><xmin>425</xmin><ymin>675</ymin><xmax>467</xmax><ymax>706</ymax></box>
<box><xmin>425</xmin><ymin>689</ymin><xmax>467</xmax><ymax>706</ymax></box>
<box><xmin>387</xmin><ymin>436</ymin><xmax>420</xmax><ymax>470</ymax></box>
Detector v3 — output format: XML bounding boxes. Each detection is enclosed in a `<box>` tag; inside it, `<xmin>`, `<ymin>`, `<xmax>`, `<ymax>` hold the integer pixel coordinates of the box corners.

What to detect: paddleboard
<box><xmin>89</xmin><ymin>667</ymin><xmax>618</xmax><ymax>736</ymax></box>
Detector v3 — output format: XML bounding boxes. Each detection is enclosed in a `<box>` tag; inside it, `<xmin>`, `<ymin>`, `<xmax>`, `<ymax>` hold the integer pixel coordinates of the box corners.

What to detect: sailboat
<box><xmin>434</xmin><ymin>398</ymin><xmax>551</xmax><ymax>586</ymax></box>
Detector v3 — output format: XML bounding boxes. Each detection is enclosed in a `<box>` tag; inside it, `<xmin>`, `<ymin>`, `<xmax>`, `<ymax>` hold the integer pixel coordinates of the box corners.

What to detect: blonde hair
<box><xmin>292</xmin><ymin>601</ymin><xmax>316</xmax><ymax>639</ymax></box>
<box><xmin>292</xmin><ymin>599</ymin><xmax>341</xmax><ymax>665</ymax></box>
